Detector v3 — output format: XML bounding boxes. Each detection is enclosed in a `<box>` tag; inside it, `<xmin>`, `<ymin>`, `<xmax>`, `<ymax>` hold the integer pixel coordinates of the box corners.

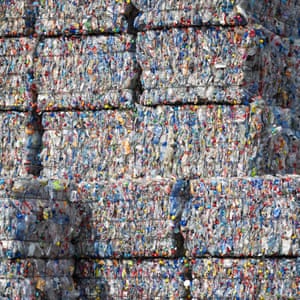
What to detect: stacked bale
<box><xmin>74</xmin><ymin>179</ymin><xmax>189</xmax><ymax>258</ymax></box>
<box><xmin>0</xmin><ymin>178</ymin><xmax>79</xmax><ymax>299</ymax></box>
<box><xmin>35</xmin><ymin>0</ymin><xmax>135</xmax><ymax>35</ymax></box>
<box><xmin>73</xmin><ymin>179</ymin><xmax>189</xmax><ymax>298</ymax></box>
<box><xmin>181</xmin><ymin>176</ymin><xmax>300</xmax><ymax>257</ymax></box>
<box><xmin>0</xmin><ymin>37</ymin><xmax>36</xmax><ymax>110</ymax></box>
<box><xmin>0</xmin><ymin>112</ymin><xmax>28</xmax><ymax>177</ymax></box>
<box><xmin>34</xmin><ymin>35</ymin><xmax>139</xmax><ymax>111</ymax></box>
<box><xmin>75</xmin><ymin>258</ymin><xmax>188</xmax><ymax>299</ymax></box>
<box><xmin>136</xmin><ymin>26</ymin><xmax>291</xmax><ymax>106</ymax></box>
<box><xmin>0</xmin><ymin>0</ymin><xmax>36</xmax><ymax>36</ymax></box>
<box><xmin>133</xmin><ymin>0</ymin><xmax>300</xmax><ymax>37</ymax></box>
<box><xmin>40</xmin><ymin>110</ymin><xmax>135</xmax><ymax>181</ymax></box>
<box><xmin>191</xmin><ymin>258</ymin><xmax>300</xmax><ymax>299</ymax></box>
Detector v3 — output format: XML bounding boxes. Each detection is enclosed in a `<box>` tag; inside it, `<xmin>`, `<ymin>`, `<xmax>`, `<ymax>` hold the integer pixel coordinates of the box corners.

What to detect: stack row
<box><xmin>0</xmin><ymin>178</ymin><xmax>80</xmax><ymax>298</ymax></box>
<box><xmin>1</xmin><ymin>34</ymin><xmax>299</xmax><ymax>110</ymax></box>
<box><xmin>67</xmin><ymin>176</ymin><xmax>300</xmax><ymax>259</ymax></box>
<box><xmin>0</xmin><ymin>175</ymin><xmax>299</xmax><ymax>298</ymax></box>
<box><xmin>133</xmin><ymin>0</ymin><xmax>300</xmax><ymax>37</ymax></box>
<box><xmin>1</xmin><ymin>1</ymin><xmax>299</xmax><ymax>37</ymax></box>
<box><xmin>39</xmin><ymin>103</ymin><xmax>300</xmax><ymax>181</ymax></box>
<box><xmin>2</xmin><ymin>103</ymin><xmax>299</xmax><ymax>179</ymax></box>
<box><xmin>75</xmin><ymin>257</ymin><xmax>300</xmax><ymax>299</ymax></box>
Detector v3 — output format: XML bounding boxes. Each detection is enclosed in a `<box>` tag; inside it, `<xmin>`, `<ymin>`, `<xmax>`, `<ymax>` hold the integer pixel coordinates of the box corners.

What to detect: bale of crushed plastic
<box><xmin>0</xmin><ymin>112</ymin><xmax>28</xmax><ymax>177</ymax></box>
<box><xmin>34</xmin><ymin>35</ymin><xmax>139</xmax><ymax>110</ymax></box>
<box><xmin>133</xmin><ymin>0</ymin><xmax>300</xmax><ymax>37</ymax></box>
<box><xmin>191</xmin><ymin>258</ymin><xmax>300</xmax><ymax>299</ymax></box>
<box><xmin>40</xmin><ymin>110</ymin><xmax>135</xmax><ymax>181</ymax></box>
<box><xmin>35</xmin><ymin>0</ymin><xmax>135</xmax><ymax>35</ymax></box>
<box><xmin>136</xmin><ymin>27</ymin><xmax>291</xmax><ymax>105</ymax></box>
<box><xmin>73</xmin><ymin>179</ymin><xmax>189</xmax><ymax>258</ymax></box>
<box><xmin>181</xmin><ymin>176</ymin><xmax>300</xmax><ymax>257</ymax></box>
<box><xmin>0</xmin><ymin>1</ymin><xmax>36</xmax><ymax>36</ymax></box>
<box><xmin>75</xmin><ymin>258</ymin><xmax>188</xmax><ymax>299</ymax></box>
<box><xmin>0</xmin><ymin>37</ymin><xmax>36</xmax><ymax>110</ymax></box>
<box><xmin>0</xmin><ymin>178</ymin><xmax>80</xmax><ymax>298</ymax></box>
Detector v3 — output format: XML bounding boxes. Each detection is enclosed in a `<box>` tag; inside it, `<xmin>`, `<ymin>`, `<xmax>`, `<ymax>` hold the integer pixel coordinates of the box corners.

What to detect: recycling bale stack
<box><xmin>133</xmin><ymin>0</ymin><xmax>300</xmax><ymax>299</ymax></box>
<box><xmin>0</xmin><ymin>0</ymin><xmax>299</xmax><ymax>299</ymax></box>
<box><xmin>33</xmin><ymin>1</ymin><xmax>190</xmax><ymax>298</ymax></box>
<box><xmin>72</xmin><ymin>178</ymin><xmax>190</xmax><ymax>298</ymax></box>
<box><xmin>0</xmin><ymin>178</ymin><xmax>79</xmax><ymax>299</ymax></box>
